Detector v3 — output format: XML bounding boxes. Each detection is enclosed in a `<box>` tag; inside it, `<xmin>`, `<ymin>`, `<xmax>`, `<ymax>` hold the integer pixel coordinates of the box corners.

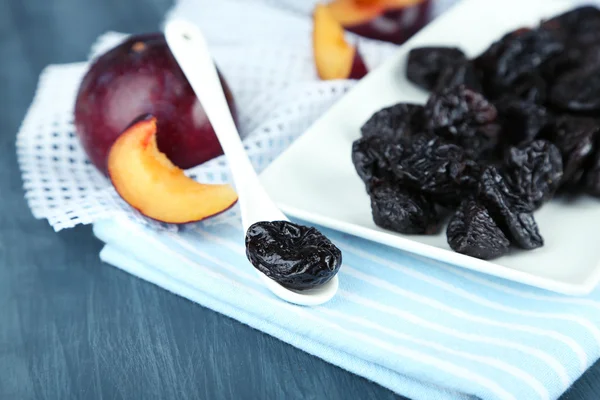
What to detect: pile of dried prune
<box><xmin>352</xmin><ymin>5</ymin><xmax>600</xmax><ymax>260</ymax></box>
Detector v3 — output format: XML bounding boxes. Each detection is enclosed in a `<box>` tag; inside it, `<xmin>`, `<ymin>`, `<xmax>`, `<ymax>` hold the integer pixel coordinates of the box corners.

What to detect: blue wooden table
<box><xmin>0</xmin><ymin>0</ymin><xmax>597</xmax><ymax>398</ymax></box>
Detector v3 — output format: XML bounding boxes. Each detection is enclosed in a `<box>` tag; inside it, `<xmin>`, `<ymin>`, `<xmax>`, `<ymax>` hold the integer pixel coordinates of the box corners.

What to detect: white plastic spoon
<box><xmin>165</xmin><ymin>19</ymin><xmax>339</xmax><ymax>306</ymax></box>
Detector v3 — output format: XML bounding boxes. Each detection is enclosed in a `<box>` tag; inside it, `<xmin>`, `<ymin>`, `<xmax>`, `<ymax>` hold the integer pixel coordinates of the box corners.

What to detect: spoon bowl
<box><xmin>164</xmin><ymin>19</ymin><xmax>339</xmax><ymax>306</ymax></box>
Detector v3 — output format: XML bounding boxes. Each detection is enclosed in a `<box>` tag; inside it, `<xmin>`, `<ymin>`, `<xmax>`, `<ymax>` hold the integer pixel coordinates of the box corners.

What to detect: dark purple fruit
<box><xmin>245</xmin><ymin>221</ymin><xmax>342</xmax><ymax>291</ymax></box>
<box><xmin>370</xmin><ymin>181</ymin><xmax>441</xmax><ymax>235</ymax></box>
<box><xmin>549</xmin><ymin>63</ymin><xmax>600</xmax><ymax>113</ymax></box>
<box><xmin>424</xmin><ymin>85</ymin><xmax>500</xmax><ymax>159</ymax></box>
<box><xmin>541</xmin><ymin>115</ymin><xmax>598</xmax><ymax>187</ymax></box>
<box><xmin>474</xmin><ymin>27</ymin><xmax>563</xmax><ymax>98</ymax></box>
<box><xmin>406</xmin><ymin>47</ymin><xmax>468</xmax><ymax>91</ymax></box>
<box><xmin>503</xmin><ymin>140</ymin><xmax>563</xmax><ymax>210</ymax></box>
<box><xmin>582</xmin><ymin>149</ymin><xmax>600</xmax><ymax>197</ymax></box>
<box><xmin>74</xmin><ymin>33</ymin><xmax>238</xmax><ymax>174</ymax></box>
<box><xmin>497</xmin><ymin>101</ymin><xmax>550</xmax><ymax>147</ymax></box>
<box><xmin>447</xmin><ymin>198</ymin><xmax>510</xmax><ymax>260</ymax></box>
<box><xmin>360</xmin><ymin>103</ymin><xmax>425</xmax><ymax>141</ymax></box>
<box><xmin>391</xmin><ymin>134</ymin><xmax>478</xmax><ymax>206</ymax></box>
<box><xmin>541</xmin><ymin>5</ymin><xmax>600</xmax><ymax>47</ymax></box>
<box><xmin>351</xmin><ymin>135</ymin><xmax>402</xmax><ymax>190</ymax></box>
<box><xmin>477</xmin><ymin>166</ymin><xmax>543</xmax><ymax>250</ymax></box>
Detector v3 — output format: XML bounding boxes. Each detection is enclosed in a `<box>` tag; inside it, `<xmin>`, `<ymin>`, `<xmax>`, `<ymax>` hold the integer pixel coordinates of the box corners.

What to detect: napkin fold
<box><xmin>93</xmin><ymin>215</ymin><xmax>600</xmax><ymax>400</ymax></box>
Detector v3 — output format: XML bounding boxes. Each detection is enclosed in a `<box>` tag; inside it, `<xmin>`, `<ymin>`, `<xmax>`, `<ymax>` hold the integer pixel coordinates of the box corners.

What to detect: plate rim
<box><xmin>278</xmin><ymin>204</ymin><xmax>600</xmax><ymax>296</ymax></box>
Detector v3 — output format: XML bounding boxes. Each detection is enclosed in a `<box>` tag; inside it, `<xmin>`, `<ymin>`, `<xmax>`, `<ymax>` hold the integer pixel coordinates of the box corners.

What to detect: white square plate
<box><xmin>259</xmin><ymin>0</ymin><xmax>600</xmax><ymax>295</ymax></box>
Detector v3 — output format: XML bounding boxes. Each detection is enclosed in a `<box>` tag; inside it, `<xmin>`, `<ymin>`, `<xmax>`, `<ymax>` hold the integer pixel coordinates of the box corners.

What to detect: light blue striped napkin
<box><xmin>93</xmin><ymin>214</ymin><xmax>600</xmax><ymax>400</ymax></box>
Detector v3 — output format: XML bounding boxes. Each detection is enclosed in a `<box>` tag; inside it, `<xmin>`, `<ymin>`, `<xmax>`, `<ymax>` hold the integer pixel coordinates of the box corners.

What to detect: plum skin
<box><xmin>74</xmin><ymin>32</ymin><xmax>238</xmax><ymax>174</ymax></box>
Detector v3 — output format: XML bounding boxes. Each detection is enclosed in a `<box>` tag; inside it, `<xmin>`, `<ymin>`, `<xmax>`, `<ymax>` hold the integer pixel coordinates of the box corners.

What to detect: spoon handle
<box><xmin>165</xmin><ymin>20</ymin><xmax>258</xmax><ymax>196</ymax></box>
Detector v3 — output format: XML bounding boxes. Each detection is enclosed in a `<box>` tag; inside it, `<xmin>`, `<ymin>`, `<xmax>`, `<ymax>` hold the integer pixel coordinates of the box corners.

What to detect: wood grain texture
<box><xmin>0</xmin><ymin>0</ymin><xmax>598</xmax><ymax>399</ymax></box>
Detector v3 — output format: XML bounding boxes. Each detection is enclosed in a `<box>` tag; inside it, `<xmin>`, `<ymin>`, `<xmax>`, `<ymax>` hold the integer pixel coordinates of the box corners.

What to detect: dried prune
<box><xmin>370</xmin><ymin>181</ymin><xmax>442</xmax><ymax>235</ymax></box>
<box><xmin>424</xmin><ymin>85</ymin><xmax>500</xmax><ymax>159</ymax></box>
<box><xmin>541</xmin><ymin>115</ymin><xmax>598</xmax><ymax>186</ymax></box>
<box><xmin>541</xmin><ymin>6</ymin><xmax>600</xmax><ymax>47</ymax></box>
<box><xmin>376</xmin><ymin>5</ymin><xmax>600</xmax><ymax>258</ymax></box>
<box><xmin>360</xmin><ymin>103</ymin><xmax>425</xmax><ymax>141</ymax></box>
<box><xmin>582</xmin><ymin>149</ymin><xmax>600</xmax><ymax>197</ymax></box>
<box><xmin>477</xmin><ymin>166</ymin><xmax>543</xmax><ymax>249</ymax></box>
<box><xmin>245</xmin><ymin>221</ymin><xmax>342</xmax><ymax>291</ymax></box>
<box><xmin>406</xmin><ymin>47</ymin><xmax>467</xmax><ymax>91</ymax></box>
<box><xmin>540</xmin><ymin>51</ymin><xmax>579</xmax><ymax>84</ymax></box>
<box><xmin>542</xmin><ymin>44</ymin><xmax>600</xmax><ymax>91</ymax></box>
<box><xmin>549</xmin><ymin>63</ymin><xmax>600</xmax><ymax>113</ymax></box>
<box><xmin>426</xmin><ymin>86</ymin><xmax>497</xmax><ymax>133</ymax></box>
<box><xmin>496</xmin><ymin>73</ymin><xmax>548</xmax><ymax>105</ymax></box>
<box><xmin>351</xmin><ymin>135</ymin><xmax>402</xmax><ymax>189</ymax></box>
<box><xmin>474</xmin><ymin>28</ymin><xmax>563</xmax><ymax>98</ymax></box>
<box><xmin>447</xmin><ymin>198</ymin><xmax>510</xmax><ymax>260</ymax></box>
<box><xmin>497</xmin><ymin>101</ymin><xmax>550</xmax><ymax>147</ymax></box>
<box><xmin>434</xmin><ymin>60</ymin><xmax>482</xmax><ymax>92</ymax></box>
<box><xmin>503</xmin><ymin>140</ymin><xmax>563</xmax><ymax>210</ymax></box>
<box><xmin>391</xmin><ymin>134</ymin><xmax>480</xmax><ymax>206</ymax></box>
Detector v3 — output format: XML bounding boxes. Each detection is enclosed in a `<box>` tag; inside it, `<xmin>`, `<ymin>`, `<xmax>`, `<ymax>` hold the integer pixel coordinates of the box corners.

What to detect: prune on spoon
<box><xmin>477</xmin><ymin>166</ymin><xmax>543</xmax><ymax>249</ymax></box>
<box><xmin>370</xmin><ymin>181</ymin><xmax>442</xmax><ymax>235</ymax></box>
<box><xmin>541</xmin><ymin>115</ymin><xmax>598</xmax><ymax>187</ymax></box>
<box><xmin>351</xmin><ymin>135</ymin><xmax>402</xmax><ymax>189</ymax></box>
<box><xmin>406</xmin><ymin>47</ymin><xmax>468</xmax><ymax>91</ymax></box>
<box><xmin>360</xmin><ymin>103</ymin><xmax>425</xmax><ymax>141</ymax></box>
<box><xmin>245</xmin><ymin>221</ymin><xmax>342</xmax><ymax>291</ymax></box>
<box><xmin>424</xmin><ymin>85</ymin><xmax>500</xmax><ymax>159</ymax></box>
<box><xmin>391</xmin><ymin>134</ymin><xmax>480</xmax><ymax>205</ymax></box>
<box><xmin>446</xmin><ymin>198</ymin><xmax>510</xmax><ymax>260</ymax></box>
<box><xmin>496</xmin><ymin>101</ymin><xmax>550</xmax><ymax>147</ymax></box>
<box><xmin>503</xmin><ymin>140</ymin><xmax>563</xmax><ymax>210</ymax></box>
<box><xmin>474</xmin><ymin>27</ymin><xmax>564</xmax><ymax>98</ymax></box>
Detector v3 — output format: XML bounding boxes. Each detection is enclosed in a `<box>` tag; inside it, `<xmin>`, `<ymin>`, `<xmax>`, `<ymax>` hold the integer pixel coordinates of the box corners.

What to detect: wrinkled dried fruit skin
<box><xmin>474</xmin><ymin>28</ymin><xmax>564</xmax><ymax>99</ymax></box>
<box><xmin>370</xmin><ymin>182</ymin><xmax>441</xmax><ymax>235</ymax></box>
<box><xmin>542</xmin><ymin>46</ymin><xmax>600</xmax><ymax>97</ymax></box>
<box><xmin>426</xmin><ymin>86</ymin><xmax>497</xmax><ymax>133</ymax></box>
<box><xmin>434</xmin><ymin>60</ymin><xmax>482</xmax><ymax>93</ymax></box>
<box><xmin>447</xmin><ymin>198</ymin><xmax>510</xmax><ymax>260</ymax></box>
<box><xmin>245</xmin><ymin>221</ymin><xmax>342</xmax><ymax>291</ymax></box>
<box><xmin>583</xmin><ymin>150</ymin><xmax>600</xmax><ymax>197</ymax></box>
<box><xmin>497</xmin><ymin>101</ymin><xmax>550</xmax><ymax>147</ymax></box>
<box><xmin>495</xmin><ymin>73</ymin><xmax>548</xmax><ymax>105</ymax></box>
<box><xmin>357</xmin><ymin>5</ymin><xmax>600</xmax><ymax>258</ymax></box>
<box><xmin>540</xmin><ymin>51</ymin><xmax>579</xmax><ymax>86</ymax></box>
<box><xmin>391</xmin><ymin>134</ymin><xmax>478</xmax><ymax>205</ymax></box>
<box><xmin>351</xmin><ymin>135</ymin><xmax>402</xmax><ymax>189</ymax></box>
<box><xmin>542</xmin><ymin>6</ymin><xmax>600</xmax><ymax>48</ymax></box>
<box><xmin>424</xmin><ymin>85</ymin><xmax>500</xmax><ymax>159</ymax></box>
<box><xmin>406</xmin><ymin>47</ymin><xmax>468</xmax><ymax>91</ymax></box>
<box><xmin>477</xmin><ymin>167</ymin><xmax>543</xmax><ymax>249</ymax></box>
<box><xmin>503</xmin><ymin>140</ymin><xmax>563</xmax><ymax>210</ymax></box>
<box><xmin>360</xmin><ymin>103</ymin><xmax>425</xmax><ymax>141</ymax></box>
<box><xmin>549</xmin><ymin>63</ymin><xmax>600</xmax><ymax>113</ymax></box>
<box><xmin>540</xmin><ymin>8</ymin><xmax>600</xmax><ymax>113</ymax></box>
<box><xmin>541</xmin><ymin>115</ymin><xmax>598</xmax><ymax>187</ymax></box>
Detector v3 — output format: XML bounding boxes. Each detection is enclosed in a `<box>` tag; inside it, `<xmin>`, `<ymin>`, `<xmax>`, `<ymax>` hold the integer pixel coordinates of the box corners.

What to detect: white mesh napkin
<box><xmin>16</xmin><ymin>0</ymin><xmax>454</xmax><ymax>231</ymax></box>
